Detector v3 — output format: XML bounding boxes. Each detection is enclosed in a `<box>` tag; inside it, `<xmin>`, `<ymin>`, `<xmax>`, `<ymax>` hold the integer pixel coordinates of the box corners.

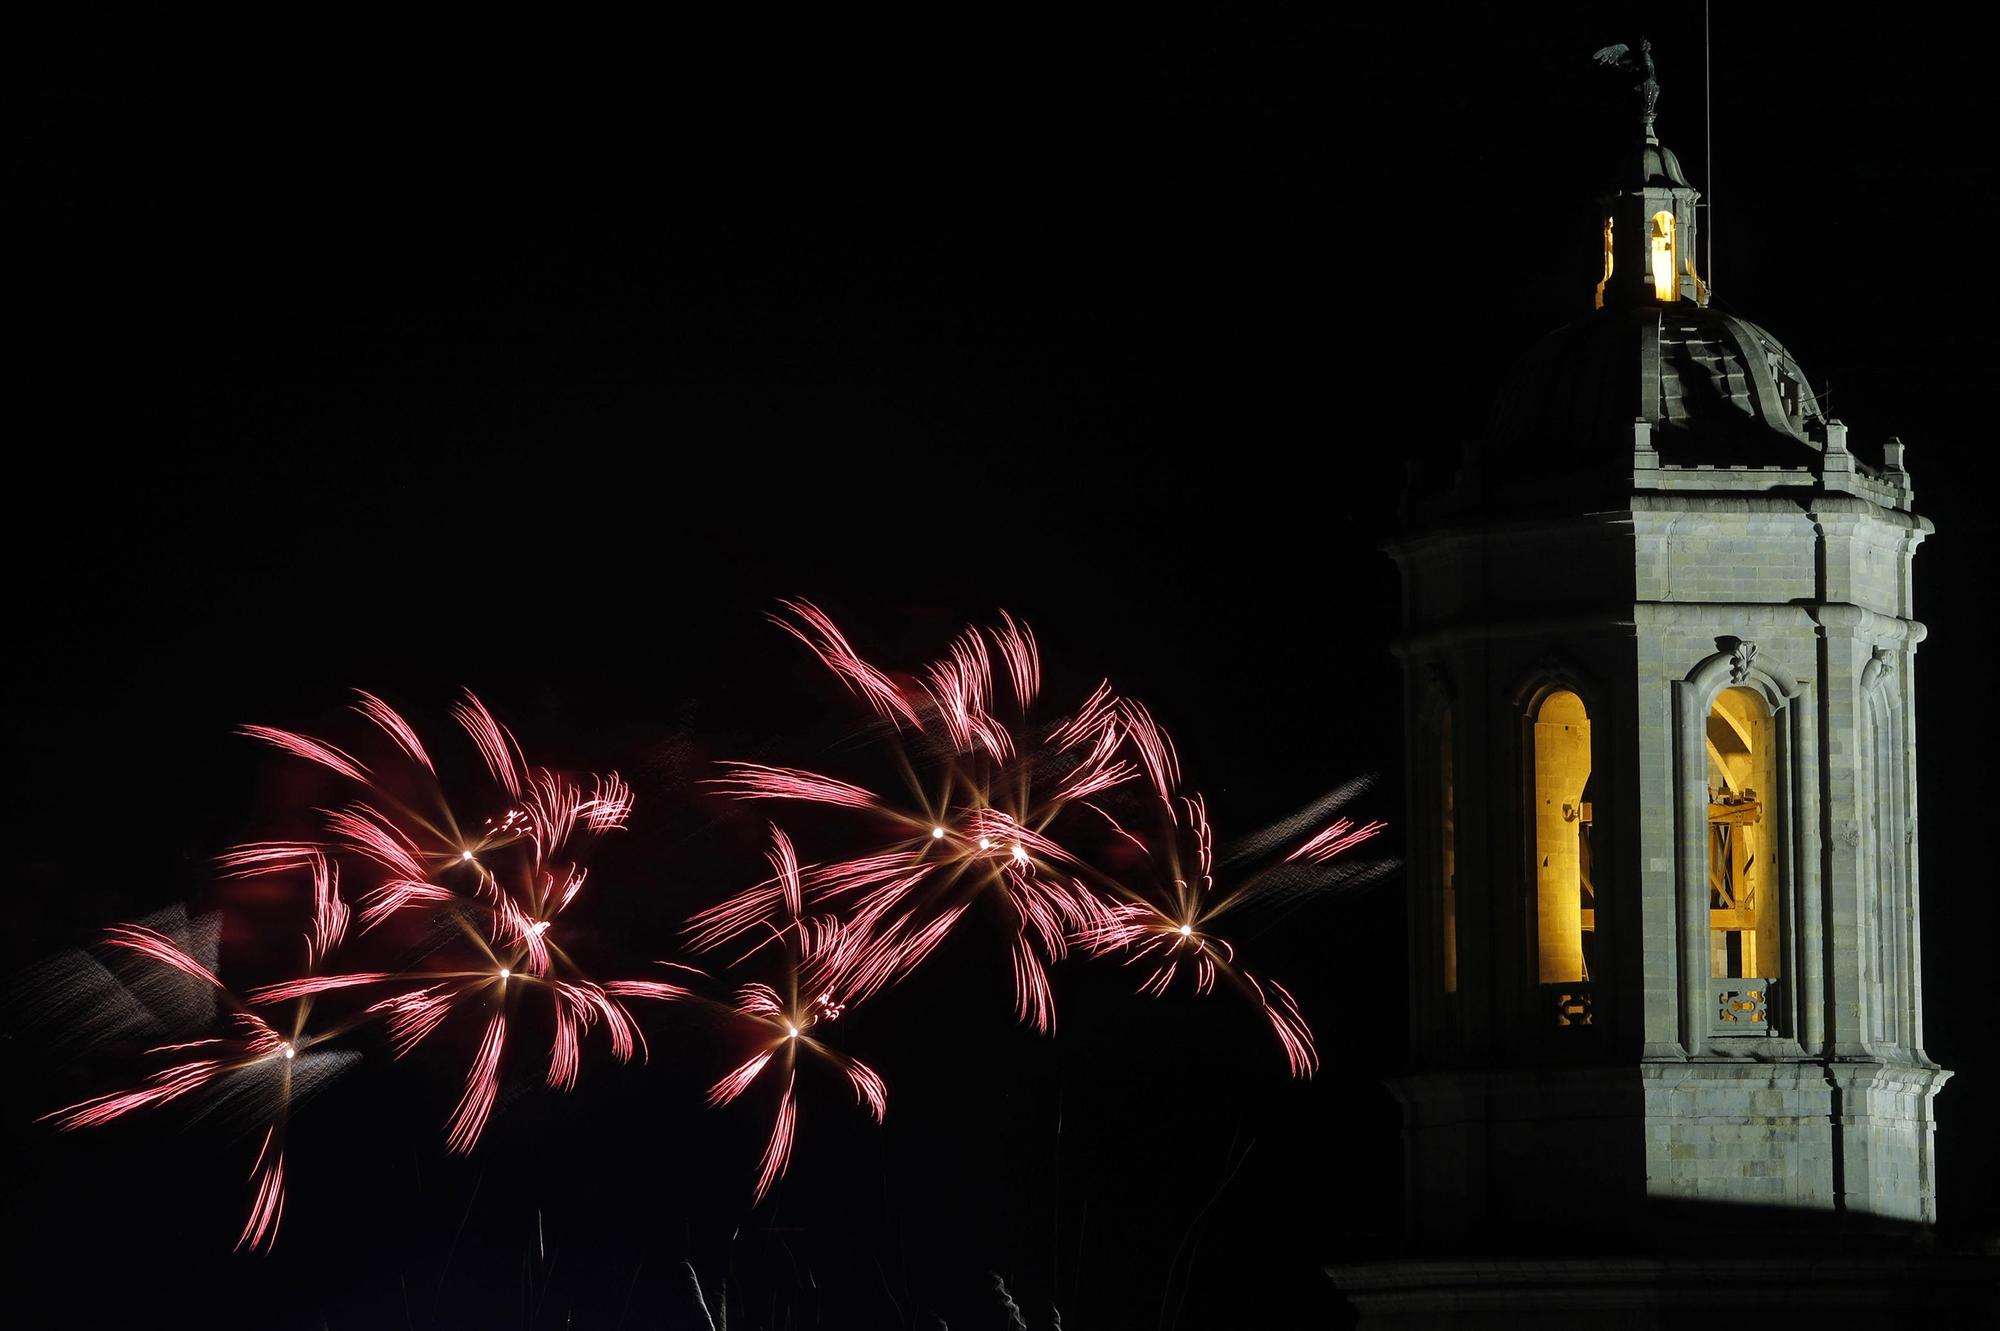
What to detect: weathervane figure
<box><xmin>1592</xmin><ymin>37</ymin><xmax>1660</xmax><ymax>132</ymax></box>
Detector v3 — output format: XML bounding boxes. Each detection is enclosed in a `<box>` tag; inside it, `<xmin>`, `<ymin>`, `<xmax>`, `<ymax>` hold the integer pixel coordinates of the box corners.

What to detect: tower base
<box><xmin>1327</xmin><ymin>1254</ymin><xmax>1998</xmax><ymax>1328</ymax></box>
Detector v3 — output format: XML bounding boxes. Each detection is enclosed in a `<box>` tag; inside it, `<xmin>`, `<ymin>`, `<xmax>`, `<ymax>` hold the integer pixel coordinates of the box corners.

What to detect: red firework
<box><xmin>1071</xmin><ymin>704</ymin><xmax>1390</xmax><ymax>1077</ymax></box>
<box><xmin>40</xmin><ymin>923</ymin><xmax>348</xmax><ymax>1250</ymax></box>
<box><xmin>709</xmin><ymin>602</ymin><xmax>1382</xmax><ymax>1077</ymax></box>
<box><xmin>225</xmin><ymin>690</ymin><xmax>678</xmax><ymax>1154</ymax></box>
<box><xmin>700</xmin><ymin>825</ymin><xmax>889</xmax><ymax>1203</ymax></box>
<box><xmin>697</xmin><ymin>601</ymin><xmax>1136</xmax><ymax>1034</ymax></box>
<box><xmin>41</xmin><ymin>609</ymin><xmax>1389</xmax><ymax>1233</ymax></box>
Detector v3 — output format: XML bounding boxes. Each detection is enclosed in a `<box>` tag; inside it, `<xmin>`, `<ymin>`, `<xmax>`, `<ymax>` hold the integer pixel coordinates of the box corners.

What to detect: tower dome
<box><xmin>1621</xmin><ymin>135</ymin><xmax>1694</xmax><ymax>192</ymax></box>
<box><xmin>1491</xmin><ymin>303</ymin><xmax>1826</xmax><ymax>463</ymax></box>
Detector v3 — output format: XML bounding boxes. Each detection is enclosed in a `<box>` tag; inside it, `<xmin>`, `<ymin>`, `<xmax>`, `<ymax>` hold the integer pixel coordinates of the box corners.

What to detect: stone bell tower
<box><xmin>1379</xmin><ymin>75</ymin><xmax>1950</xmax><ymax>1249</ymax></box>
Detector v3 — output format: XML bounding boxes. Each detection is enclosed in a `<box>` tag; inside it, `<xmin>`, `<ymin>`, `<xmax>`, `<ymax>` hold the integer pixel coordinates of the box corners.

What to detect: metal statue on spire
<box><xmin>1592</xmin><ymin>37</ymin><xmax>1660</xmax><ymax>133</ymax></box>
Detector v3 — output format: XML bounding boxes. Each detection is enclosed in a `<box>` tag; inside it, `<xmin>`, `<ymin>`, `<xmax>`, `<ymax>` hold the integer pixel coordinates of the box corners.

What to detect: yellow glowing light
<box><xmin>461</xmin><ymin>850</ymin><xmax>475</xmax><ymax>862</ymax></box>
<box><xmin>1178</xmin><ymin>924</ymin><xmax>1194</xmax><ymax>937</ymax></box>
<box><xmin>931</xmin><ymin>826</ymin><xmax>946</xmax><ymax>840</ymax></box>
<box><xmin>1594</xmin><ymin>215</ymin><xmax>1614</xmax><ymax>309</ymax></box>
<box><xmin>498</xmin><ymin>967</ymin><xmax>511</xmax><ymax>981</ymax></box>
<box><xmin>1649</xmin><ymin>210</ymin><xmax>1677</xmax><ymax>301</ymax></box>
<box><xmin>1533</xmin><ymin>690</ymin><xmax>1593</xmax><ymax>984</ymax></box>
<box><xmin>978</xmin><ymin>837</ymin><xmax>993</xmax><ymax>850</ymax></box>
<box><xmin>786</xmin><ymin>1024</ymin><xmax>800</xmax><ymax>1039</ymax></box>
<box><xmin>281</xmin><ymin>1043</ymin><xmax>295</xmax><ymax>1060</ymax></box>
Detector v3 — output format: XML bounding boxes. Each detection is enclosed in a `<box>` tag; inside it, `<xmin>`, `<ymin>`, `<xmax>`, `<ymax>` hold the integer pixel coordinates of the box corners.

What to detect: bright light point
<box><xmin>498</xmin><ymin>967</ymin><xmax>511</xmax><ymax>981</ymax></box>
<box><xmin>1011</xmin><ymin>844</ymin><xmax>1028</xmax><ymax>863</ymax></box>
<box><xmin>786</xmin><ymin>1025</ymin><xmax>800</xmax><ymax>1039</ymax></box>
<box><xmin>1179</xmin><ymin>924</ymin><xmax>1194</xmax><ymax>937</ymax></box>
<box><xmin>281</xmin><ymin>1043</ymin><xmax>295</xmax><ymax>1059</ymax></box>
<box><xmin>460</xmin><ymin>850</ymin><xmax>474</xmax><ymax>862</ymax></box>
<box><xmin>931</xmin><ymin>826</ymin><xmax>946</xmax><ymax>840</ymax></box>
<box><xmin>978</xmin><ymin>837</ymin><xmax>993</xmax><ymax>850</ymax></box>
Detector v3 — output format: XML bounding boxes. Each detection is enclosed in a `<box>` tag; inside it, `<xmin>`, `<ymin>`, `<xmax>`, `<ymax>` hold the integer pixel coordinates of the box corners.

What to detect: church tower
<box><xmin>1382</xmin><ymin>65</ymin><xmax>1948</xmax><ymax>1244</ymax></box>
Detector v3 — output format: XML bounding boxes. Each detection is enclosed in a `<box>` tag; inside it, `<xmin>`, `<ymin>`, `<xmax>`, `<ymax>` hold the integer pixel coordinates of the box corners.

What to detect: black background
<box><xmin>9</xmin><ymin>8</ymin><xmax>1994</xmax><ymax>1327</ymax></box>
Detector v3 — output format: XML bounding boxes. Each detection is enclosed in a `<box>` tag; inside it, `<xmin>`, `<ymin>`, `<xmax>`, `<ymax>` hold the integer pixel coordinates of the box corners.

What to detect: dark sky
<box><xmin>10</xmin><ymin>9</ymin><xmax>1995</xmax><ymax>1328</ymax></box>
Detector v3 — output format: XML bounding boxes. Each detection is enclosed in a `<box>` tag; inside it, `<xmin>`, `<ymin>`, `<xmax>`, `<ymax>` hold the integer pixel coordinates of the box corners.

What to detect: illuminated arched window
<box><xmin>1706</xmin><ymin>687</ymin><xmax>1777</xmax><ymax>980</ymax></box>
<box><xmin>1532</xmin><ymin>690</ymin><xmax>1595</xmax><ymax>984</ymax></box>
<box><xmin>1649</xmin><ymin>210</ymin><xmax>1679</xmax><ymax>302</ymax></box>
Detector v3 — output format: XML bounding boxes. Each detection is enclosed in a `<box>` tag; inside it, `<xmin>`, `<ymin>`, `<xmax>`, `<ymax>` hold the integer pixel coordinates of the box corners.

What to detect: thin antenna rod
<box><xmin>1705</xmin><ymin>0</ymin><xmax>1714</xmax><ymax>294</ymax></box>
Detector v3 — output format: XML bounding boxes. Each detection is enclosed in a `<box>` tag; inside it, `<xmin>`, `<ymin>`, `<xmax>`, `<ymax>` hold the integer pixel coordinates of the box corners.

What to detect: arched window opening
<box><xmin>1707</xmin><ymin>687</ymin><xmax>1778</xmax><ymax>979</ymax></box>
<box><xmin>1441</xmin><ymin>710</ymin><xmax>1458</xmax><ymax>994</ymax></box>
<box><xmin>1649</xmin><ymin>210</ymin><xmax>1678</xmax><ymax>302</ymax></box>
<box><xmin>1533</xmin><ymin>690</ymin><xmax>1595</xmax><ymax>984</ymax></box>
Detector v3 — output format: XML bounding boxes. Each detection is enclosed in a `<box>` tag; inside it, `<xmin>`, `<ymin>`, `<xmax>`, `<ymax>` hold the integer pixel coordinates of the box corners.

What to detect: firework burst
<box><xmin>38</xmin><ymin>611</ymin><xmax>1388</xmax><ymax>1235</ymax></box>
<box><xmin>699</xmin><ymin>825</ymin><xmax>889</xmax><ymax>1203</ymax></box>
<box><xmin>40</xmin><ymin>921</ymin><xmax>353</xmax><ymax>1250</ymax></box>
<box><xmin>700</xmin><ymin>602</ymin><xmax>1137</xmax><ymax>1033</ymax></box>
<box><xmin>225</xmin><ymin>690</ymin><xmax>672</xmax><ymax>1153</ymax></box>
<box><xmin>1072</xmin><ymin>711</ymin><xmax>1390</xmax><ymax>1077</ymax></box>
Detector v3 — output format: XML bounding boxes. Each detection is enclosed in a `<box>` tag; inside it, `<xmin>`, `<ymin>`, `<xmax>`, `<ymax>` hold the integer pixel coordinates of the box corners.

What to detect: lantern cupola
<box><xmin>1592</xmin><ymin>39</ymin><xmax>1707</xmax><ymax>309</ymax></box>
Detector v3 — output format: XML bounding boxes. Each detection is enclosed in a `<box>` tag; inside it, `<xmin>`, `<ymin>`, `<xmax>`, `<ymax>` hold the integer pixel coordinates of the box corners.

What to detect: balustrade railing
<box><xmin>1711</xmin><ymin>978</ymin><xmax>1778</xmax><ymax>1035</ymax></box>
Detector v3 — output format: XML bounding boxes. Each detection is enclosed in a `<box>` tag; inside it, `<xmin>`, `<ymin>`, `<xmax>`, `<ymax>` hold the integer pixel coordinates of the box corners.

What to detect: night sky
<box><xmin>10</xmin><ymin>10</ymin><xmax>1995</xmax><ymax>1328</ymax></box>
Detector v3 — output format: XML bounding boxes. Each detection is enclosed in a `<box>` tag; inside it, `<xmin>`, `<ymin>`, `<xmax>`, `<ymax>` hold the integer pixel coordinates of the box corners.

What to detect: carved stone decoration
<box><xmin>1553</xmin><ymin>988</ymin><xmax>1594</xmax><ymax>1028</ymax></box>
<box><xmin>1836</xmin><ymin>820</ymin><xmax>1862</xmax><ymax>849</ymax></box>
<box><xmin>1861</xmin><ymin>645</ymin><xmax>1897</xmax><ymax>694</ymax></box>
<box><xmin>1716</xmin><ymin>984</ymin><xmax>1770</xmax><ymax>1026</ymax></box>
<box><xmin>1728</xmin><ymin>639</ymin><xmax>1759</xmax><ymax>684</ymax></box>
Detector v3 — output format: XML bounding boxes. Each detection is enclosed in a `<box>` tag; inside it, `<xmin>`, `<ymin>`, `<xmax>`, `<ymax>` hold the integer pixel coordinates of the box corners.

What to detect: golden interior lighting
<box><xmin>1707</xmin><ymin>687</ymin><xmax>1778</xmax><ymax>978</ymax></box>
<box><xmin>1532</xmin><ymin>690</ymin><xmax>1594</xmax><ymax>984</ymax></box>
<box><xmin>1594</xmin><ymin>216</ymin><xmax>1614</xmax><ymax>309</ymax></box>
<box><xmin>1649</xmin><ymin>210</ymin><xmax>1678</xmax><ymax>301</ymax></box>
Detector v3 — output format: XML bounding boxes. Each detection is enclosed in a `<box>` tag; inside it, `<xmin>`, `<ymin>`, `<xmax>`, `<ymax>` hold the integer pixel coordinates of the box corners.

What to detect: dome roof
<box><xmin>1490</xmin><ymin>303</ymin><xmax>1825</xmax><ymax>465</ymax></box>
<box><xmin>1619</xmin><ymin>135</ymin><xmax>1694</xmax><ymax>192</ymax></box>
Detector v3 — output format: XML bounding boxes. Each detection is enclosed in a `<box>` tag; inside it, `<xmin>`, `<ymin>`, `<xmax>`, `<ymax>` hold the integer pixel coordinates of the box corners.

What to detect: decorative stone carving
<box><xmin>1552</xmin><ymin>988</ymin><xmax>1594</xmax><ymax>1028</ymax></box>
<box><xmin>1728</xmin><ymin>639</ymin><xmax>1758</xmax><ymax>684</ymax></box>
<box><xmin>1715</xmin><ymin>984</ymin><xmax>1770</xmax><ymax>1027</ymax></box>
<box><xmin>1836</xmin><ymin>820</ymin><xmax>1862</xmax><ymax>849</ymax></box>
<box><xmin>1861</xmin><ymin>645</ymin><xmax>1897</xmax><ymax>694</ymax></box>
